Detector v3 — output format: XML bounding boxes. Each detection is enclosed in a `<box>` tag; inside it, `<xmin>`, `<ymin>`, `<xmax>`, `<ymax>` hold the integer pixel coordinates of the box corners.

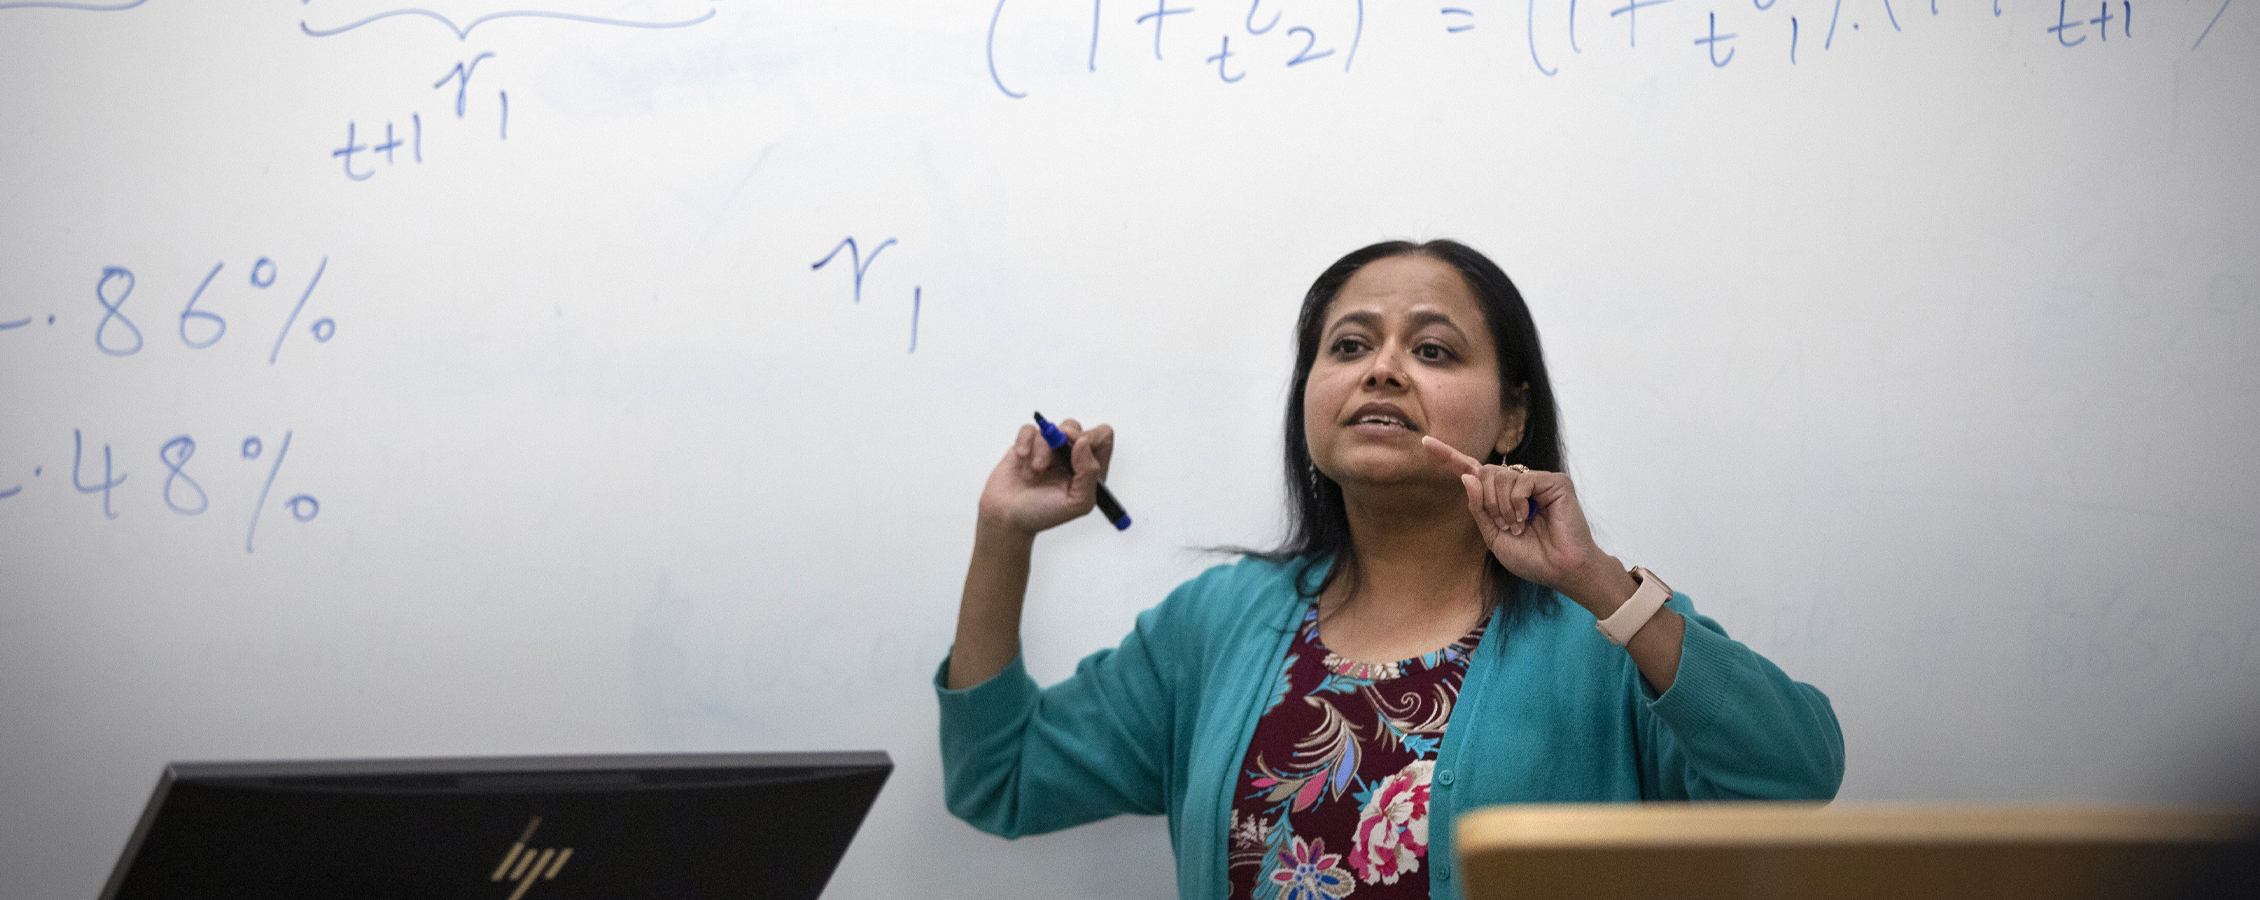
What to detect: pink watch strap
<box><xmin>1595</xmin><ymin>567</ymin><xmax>1671</xmax><ymax>647</ymax></box>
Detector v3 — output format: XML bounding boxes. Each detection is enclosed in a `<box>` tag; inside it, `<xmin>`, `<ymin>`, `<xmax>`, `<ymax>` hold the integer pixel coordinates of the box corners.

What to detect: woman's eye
<box><xmin>1330</xmin><ymin>337</ymin><xmax>1368</xmax><ymax>355</ymax></box>
<box><xmin>1415</xmin><ymin>343</ymin><xmax>1453</xmax><ymax>361</ymax></box>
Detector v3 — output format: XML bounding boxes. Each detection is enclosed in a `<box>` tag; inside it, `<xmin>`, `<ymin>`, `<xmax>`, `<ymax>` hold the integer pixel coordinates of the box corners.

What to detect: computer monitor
<box><xmin>100</xmin><ymin>751</ymin><xmax>892</xmax><ymax>900</ymax></box>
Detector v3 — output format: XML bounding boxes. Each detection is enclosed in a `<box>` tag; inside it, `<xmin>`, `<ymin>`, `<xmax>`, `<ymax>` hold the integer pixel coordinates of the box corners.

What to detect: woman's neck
<box><xmin>1318</xmin><ymin>482</ymin><xmax>1493</xmax><ymax>659</ymax></box>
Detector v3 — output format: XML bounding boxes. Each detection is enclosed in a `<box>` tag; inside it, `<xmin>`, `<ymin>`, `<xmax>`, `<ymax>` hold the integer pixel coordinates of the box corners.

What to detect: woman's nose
<box><xmin>1362</xmin><ymin>347</ymin><xmax>1408</xmax><ymax>389</ymax></box>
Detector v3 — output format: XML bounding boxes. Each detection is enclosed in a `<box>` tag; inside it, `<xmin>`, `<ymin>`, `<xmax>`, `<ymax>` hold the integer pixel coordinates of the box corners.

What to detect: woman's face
<box><xmin>1302</xmin><ymin>255</ymin><xmax>1524</xmax><ymax>491</ymax></box>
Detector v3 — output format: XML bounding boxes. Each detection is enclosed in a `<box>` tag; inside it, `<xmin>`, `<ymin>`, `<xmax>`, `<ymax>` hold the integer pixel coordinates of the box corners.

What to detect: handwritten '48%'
<box><xmin>2</xmin><ymin>429</ymin><xmax>322</xmax><ymax>554</ymax></box>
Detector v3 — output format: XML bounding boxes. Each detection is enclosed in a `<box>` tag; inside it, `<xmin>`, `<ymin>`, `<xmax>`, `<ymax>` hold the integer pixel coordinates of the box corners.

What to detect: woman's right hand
<box><xmin>976</xmin><ymin>419</ymin><xmax>1114</xmax><ymax>537</ymax></box>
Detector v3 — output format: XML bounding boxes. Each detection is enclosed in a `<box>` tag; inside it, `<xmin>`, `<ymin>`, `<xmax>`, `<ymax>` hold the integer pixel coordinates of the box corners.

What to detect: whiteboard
<box><xmin>2</xmin><ymin>1</ymin><xmax>2256</xmax><ymax>897</ymax></box>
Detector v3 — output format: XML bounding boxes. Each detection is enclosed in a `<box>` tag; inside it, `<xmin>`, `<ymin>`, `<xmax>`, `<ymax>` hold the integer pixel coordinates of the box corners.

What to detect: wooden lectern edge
<box><xmin>1453</xmin><ymin>803</ymin><xmax>2260</xmax><ymax>850</ymax></box>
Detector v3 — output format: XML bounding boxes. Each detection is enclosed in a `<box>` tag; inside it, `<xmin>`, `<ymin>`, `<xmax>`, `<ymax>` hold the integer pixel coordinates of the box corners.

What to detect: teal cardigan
<box><xmin>936</xmin><ymin>555</ymin><xmax>1845</xmax><ymax>900</ymax></box>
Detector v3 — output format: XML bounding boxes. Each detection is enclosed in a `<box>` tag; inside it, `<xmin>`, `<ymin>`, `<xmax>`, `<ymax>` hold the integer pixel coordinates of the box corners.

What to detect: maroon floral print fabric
<box><xmin>1226</xmin><ymin>603</ymin><xmax>1486</xmax><ymax>900</ymax></box>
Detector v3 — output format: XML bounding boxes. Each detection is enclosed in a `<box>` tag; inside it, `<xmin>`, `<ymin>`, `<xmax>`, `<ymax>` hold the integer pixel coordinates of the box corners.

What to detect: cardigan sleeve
<box><xmin>1633</xmin><ymin>593</ymin><xmax>1847</xmax><ymax>800</ymax></box>
<box><xmin>935</xmin><ymin>599</ymin><xmax>1189</xmax><ymax>839</ymax></box>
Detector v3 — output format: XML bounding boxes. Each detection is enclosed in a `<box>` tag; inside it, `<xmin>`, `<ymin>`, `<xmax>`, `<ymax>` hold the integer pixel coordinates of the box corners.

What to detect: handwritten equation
<box><xmin>331</xmin><ymin>54</ymin><xmax>511</xmax><ymax>182</ymax></box>
<box><xmin>2</xmin><ymin>428</ymin><xmax>322</xmax><ymax>553</ymax></box>
<box><xmin>985</xmin><ymin>0</ymin><xmax>2240</xmax><ymax>94</ymax></box>
<box><xmin>988</xmin><ymin>0</ymin><xmax>1364</xmax><ymax>96</ymax></box>
<box><xmin>300</xmin><ymin>4</ymin><xmax>717</xmax><ymax>181</ymax></box>
<box><xmin>1</xmin><ymin>258</ymin><xmax>339</xmax><ymax>364</ymax></box>
<box><xmin>0</xmin><ymin>2</ymin><xmax>715</xmax><ymax>180</ymax></box>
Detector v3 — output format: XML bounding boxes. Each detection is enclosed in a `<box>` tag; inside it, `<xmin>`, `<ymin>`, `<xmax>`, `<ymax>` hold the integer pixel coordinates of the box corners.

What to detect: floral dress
<box><xmin>1226</xmin><ymin>603</ymin><xmax>1487</xmax><ymax>900</ymax></box>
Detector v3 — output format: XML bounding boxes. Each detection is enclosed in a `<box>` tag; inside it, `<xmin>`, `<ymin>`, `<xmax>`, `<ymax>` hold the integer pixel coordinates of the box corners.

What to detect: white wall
<box><xmin>2</xmin><ymin>1</ymin><xmax>2256</xmax><ymax>897</ymax></box>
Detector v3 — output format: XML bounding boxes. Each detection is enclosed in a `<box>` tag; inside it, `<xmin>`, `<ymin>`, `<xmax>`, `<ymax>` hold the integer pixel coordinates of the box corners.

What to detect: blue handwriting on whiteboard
<box><xmin>0</xmin><ymin>0</ymin><xmax>145</xmax><ymax>11</ymax></box>
<box><xmin>300</xmin><ymin>4</ymin><xmax>715</xmax><ymax>41</ymax></box>
<box><xmin>160</xmin><ymin>436</ymin><xmax>209</xmax><ymax>516</ymax></box>
<box><xmin>988</xmin><ymin>0</ymin><xmax>1361</xmax><ymax>97</ymax></box>
<box><xmin>94</xmin><ymin>267</ymin><xmax>142</xmax><ymax>357</ymax></box>
<box><xmin>2052</xmin><ymin>0</ymin><xmax>2133</xmax><ymax>44</ymax></box>
<box><xmin>988</xmin><ymin>0</ymin><xmax>1029</xmax><ymax>98</ymax></box>
<box><xmin>994</xmin><ymin>0</ymin><xmax>2219</xmax><ymax>90</ymax></box>
<box><xmin>61</xmin><ymin>259</ymin><xmax>336</xmax><ymax>362</ymax></box>
<box><xmin>0</xmin><ymin>463</ymin><xmax>31</xmax><ymax>500</ymax></box>
<box><xmin>1696</xmin><ymin>10</ymin><xmax>1739</xmax><ymax>63</ymax></box>
<box><xmin>1137</xmin><ymin>1</ymin><xmax>1196</xmax><ymax>60</ymax></box>
<box><xmin>25</xmin><ymin>429</ymin><xmax>321</xmax><ymax>551</ymax></box>
<box><xmin>2195</xmin><ymin>0</ymin><xmax>2232</xmax><ymax>47</ymax></box>
<box><xmin>244</xmin><ymin>429</ymin><xmax>319</xmax><ymax>553</ymax></box>
<box><xmin>268</xmin><ymin>257</ymin><xmax>332</xmax><ymax>365</ymax></box>
<box><xmin>1611</xmin><ymin>0</ymin><xmax>1672</xmax><ymax>47</ymax></box>
<box><xmin>812</xmin><ymin>237</ymin><xmax>896</xmax><ymax>306</ymax></box>
<box><xmin>1529</xmin><ymin>0</ymin><xmax>1557</xmax><ymax>74</ymax></box>
<box><xmin>71</xmin><ymin>429</ymin><xmax>124</xmax><ymax>519</ymax></box>
<box><xmin>334</xmin><ymin>119</ymin><xmax>423</xmax><ymax>180</ymax></box>
<box><xmin>435</xmin><ymin>53</ymin><xmax>498</xmax><ymax>118</ymax></box>
<box><xmin>337</xmin><ymin>57</ymin><xmax>515</xmax><ymax>181</ymax></box>
<box><xmin>811</xmin><ymin>237</ymin><xmax>926</xmax><ymax>354</ymax></box>
<box><xmin>1208</xmin><ymin>34</ymin><xmax>1247</xmax><ymax>80</ymax></box>
<box><xmin>1248</xmin><ymin>0</ymin><xmax>1281</xmax><ymax>33</ymax></box>
<box><xmin>0</xmin><ymin>314</ymin><xmax>56</xmax><ymax>336</ymax></box>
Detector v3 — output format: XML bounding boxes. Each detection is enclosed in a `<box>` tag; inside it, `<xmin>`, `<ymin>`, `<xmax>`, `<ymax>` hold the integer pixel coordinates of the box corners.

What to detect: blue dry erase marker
<box><xmin>1033</xmin><ymin>411</ymin><xmax>1131</xmax><ymax>531</ymax></box>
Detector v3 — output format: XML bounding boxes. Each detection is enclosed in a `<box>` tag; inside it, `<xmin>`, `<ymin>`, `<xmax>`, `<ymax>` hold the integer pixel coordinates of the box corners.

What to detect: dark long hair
<box><xmin>1254</xmin><ymin>239</ymin><xmax>1565</xmax><ymax>629</ymax></box>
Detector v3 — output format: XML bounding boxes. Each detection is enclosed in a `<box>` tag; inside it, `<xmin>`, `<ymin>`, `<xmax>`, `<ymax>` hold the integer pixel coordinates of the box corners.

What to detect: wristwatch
<box><xmin>1594</xmin><ymin>567</ymin><xmax>1671</xmax><ymax>647</ymax></box>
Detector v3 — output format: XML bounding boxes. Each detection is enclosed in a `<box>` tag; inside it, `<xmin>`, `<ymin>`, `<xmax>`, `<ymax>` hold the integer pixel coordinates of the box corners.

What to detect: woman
<box><xmin>937</xmin><ymin>240</ymin><xmax>1844</xmax><ymax>900</ymax></box>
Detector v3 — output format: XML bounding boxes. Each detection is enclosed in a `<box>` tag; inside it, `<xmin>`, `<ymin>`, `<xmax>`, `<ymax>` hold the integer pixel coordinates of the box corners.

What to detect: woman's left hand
<box><xmin>1420</xmin><ymin>436</ymin><xmax>1623</xmax><ymax>603</ymax></box>
<box><xmin>1422</xmin><ymin>436</ymin><xmax>1680</xmax><ymax>686</ymax></box>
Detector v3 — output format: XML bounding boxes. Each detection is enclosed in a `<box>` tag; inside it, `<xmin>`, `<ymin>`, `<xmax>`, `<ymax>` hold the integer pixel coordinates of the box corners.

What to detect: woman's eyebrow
<box><xmin>1323</xmin><ymin>310</ymin><xmax>1382</xmax><ymax>335</ymax></box>
<box><xmin>1407</xmin><ymin>310</ymin><xmax>1468</xmax><ymax>339</ymax></box>
<box><xmin>1324</xmin><ymin>309</ymin><xmax>1470</xmax><ymax>341</ymax></box>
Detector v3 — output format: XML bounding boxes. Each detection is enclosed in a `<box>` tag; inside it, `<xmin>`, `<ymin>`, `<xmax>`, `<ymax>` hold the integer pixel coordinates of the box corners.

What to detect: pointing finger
<box><xmin>1420</xmin><ymin>435</ymin><xmax>1483</xmax><ymax>476</ymax></box>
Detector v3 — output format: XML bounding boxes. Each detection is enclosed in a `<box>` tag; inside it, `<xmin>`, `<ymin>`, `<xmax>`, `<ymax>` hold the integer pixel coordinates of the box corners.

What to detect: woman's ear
<box><xmin>1493</xmin><ymin>383</ymin><xmax>1530</xmax><ymax>459</ymax></box>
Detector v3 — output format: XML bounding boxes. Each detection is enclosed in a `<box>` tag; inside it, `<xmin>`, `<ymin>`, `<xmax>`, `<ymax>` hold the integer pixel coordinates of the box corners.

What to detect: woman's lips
<box><xmin>1346</xmin><ymin>402</ymin><xmax>1419</xmax><ymax>434</ymax></box>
